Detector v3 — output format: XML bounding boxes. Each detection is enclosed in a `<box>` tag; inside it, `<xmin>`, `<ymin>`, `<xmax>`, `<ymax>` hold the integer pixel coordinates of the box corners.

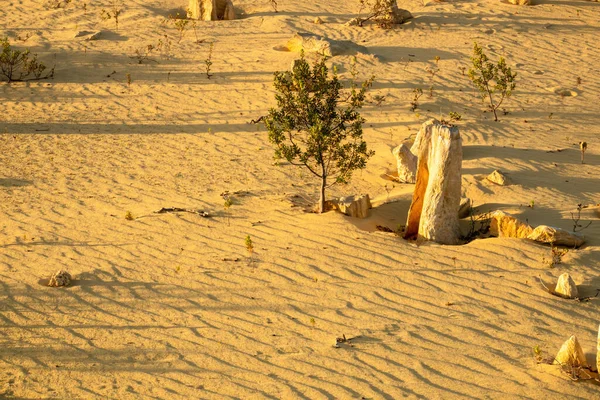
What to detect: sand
<box><xmin>1</xmin><ymin>0</ymin><xmax>599</xmax><ymax>398</ymax></box>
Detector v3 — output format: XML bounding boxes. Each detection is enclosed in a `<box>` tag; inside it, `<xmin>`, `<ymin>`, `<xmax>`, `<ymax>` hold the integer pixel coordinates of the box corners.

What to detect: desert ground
<box><xmin>1</xmin><ymin>0</ymin><xmax>599</xmax><ymax>398</ymax></box>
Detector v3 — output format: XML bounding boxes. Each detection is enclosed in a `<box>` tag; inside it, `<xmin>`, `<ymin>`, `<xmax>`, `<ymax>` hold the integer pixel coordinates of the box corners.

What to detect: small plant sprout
<box><xmin>542</xmin><ymin>244</ymin><xmax>568</xmax><ymax>267</ymax></box>
<box><xmin>125</xmin><ymin>211</ymin><xmax>134</xmax><ymax>220</ymax></box>
<box><xmin>468</xmin><ymin>42</ymin><xmax>517</xmax><ymax>121</ymax></box>
<box><xmin>264</xmin><ymin>52</ymin><xmax>375</xmax><ymax>213</ymax></box>
<box><xmin>448</xmin><ymin>111</ymin><xmax>462</xmax><ymax>122</ymax></box>
<box><xmin>157</xmin><ymin>35</ymin><xmax>173</xmax><ymax>60</ymax></box>
<box><xmin>100</xmin><ymin>0</ymin><xmax>124</xmax><ymax>31</ymax></box>
<box><xmin>371</xmin><ymin>94</ymin><xmax>386</xmax><ymax>106</ymax></box>
<box><xmin>166</xmin><ymin>13</ymin><xmax>190</xmax><ymax>43</ymax></box>
<box><xmin>571</xmin><ymin>203</ymin><xmax>592</xmax><ymax>233</ymax></box>
<box><xmin>434</xmin><ymin>55</ymin><xmax>440</xmax><ymax>65</ymax></box>
<box><xmin>384</xmin><ymin>183</ymin><xmax>394</xmax><ymax>201</ymax></box>
<box><xmin>131</xmin><ymin>44</ymin><xmax>156</xmax><ymax>64</ymax></box>
<box><xmin>245</xmin><ymin>235</ymin><xmax>254</xmax><ymax>264</ymax></box>
<box><xmin>310</xmin><ymin>317</ymin><xmax>316</xmax><ymax>327</ymax></box>
<box><xmin>579</xmin><ymin>141</ymin><xmax>587</xmax><ymax>164</ymax></box>
<box><xmin>528</xmin><ymin>200</ymin><xmax>535</xmax><ymax>209</ymax></box>
<box><xmin>186</xmin><ymin>9</ymin><xmax>202</xmax><ymax>43</ymax></box>
<box><xmin>205</xmin><ymin>42</ymin><xmax>214</xmax><ymax>79</ymax></box>
<box><xmin>410</xmin><ymin>88</ymin><xmax>423</xmax><ymax>111</ymax></box>
<box><xmin>223</xmin><ymin>195</ymin><xmax>233</xmax><ymax>226</ymax></box>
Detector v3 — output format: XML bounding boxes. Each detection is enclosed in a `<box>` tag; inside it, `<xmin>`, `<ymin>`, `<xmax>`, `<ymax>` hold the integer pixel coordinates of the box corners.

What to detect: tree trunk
<box><xmin>318</xmin><ymin>175</ymin><xmax>326</xmax><ymax>213</ymax></box>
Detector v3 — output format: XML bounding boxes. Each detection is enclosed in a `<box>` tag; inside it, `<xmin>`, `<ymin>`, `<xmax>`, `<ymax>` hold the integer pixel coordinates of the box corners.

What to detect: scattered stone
<box><xmin>489</xmin><ymin>210</ymin><xmax>533</xmax><ymax>238</ymax></box>
<box><xmin>344</xmin><ymin>18</ymin><xmax>361</xmax><ymax>27</ymax></box>
<box><xmin>527</xmin><ymin>225</ymin><xmax>585</xmax><ymax>248</ymax></box>
<box><xmin>188</xmin><ymin>0</ymin><xmax>235</xmax><ymax>21</ymax></box>
<box><xmin>344</xmin><ymin>2</ymin><xmax>412</xmax><ymax>27</ymax></box>
<box><xmin>458</xmin><ymin>197</ymin><xmax>472</xmax><ymax>219</ymax></box>
<box><xmin>48</xmin><ymin>270</ymin><xmax>72</xmax><ymax>287</ymax></box>
<box><xmin>392</xmin><ymin>143</ymin><xmax>417</xmax><ymax>183</ymax></box>
<box><xmin>487</xmin><ymin>169</ymin><xmax>511</xmax><ymax>186</ymax></box>
<box><xmin>554</xmin><ymin>335</ymin><xmax>587</xmax><ymax>368</ymax></box>
<box><xmin>286</xmin><ymin>33</ymin><xmax>368</xmax><ymax>57</ymax></box>
<box><xmin>74</xmin><ymin>31</ymin><xmax>102</xmax><ymax>40</ymax></box>
<box><xmin>508</xmin><ymin>0</ymin><xmax>531</xmax><ymax>4</ymax></box>
<box><xmin>334</xmin><ymin>194</ymin><xmax>372</xmax><ymax>219</ymax></box>
<box><xmin>404</xmin><ymin>120</ymin><xmax>462</xmax><ymax>245</ymax></box>
<box><xmin>314</xmin><ymin>17</ymin><xmax>323</xmax><ymax>24</ymax></box>
<box><xmin>554</xmin><ymin>273</ymin><xmax>578</xmax><ymax>299</ymax></box>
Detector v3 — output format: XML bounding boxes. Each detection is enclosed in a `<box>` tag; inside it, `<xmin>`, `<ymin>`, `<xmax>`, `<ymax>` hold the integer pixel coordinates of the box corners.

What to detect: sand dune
<box><xmin>1</xmin><ymin>0</ymin><xmax>599</xmax><ymax>398</ymax></box>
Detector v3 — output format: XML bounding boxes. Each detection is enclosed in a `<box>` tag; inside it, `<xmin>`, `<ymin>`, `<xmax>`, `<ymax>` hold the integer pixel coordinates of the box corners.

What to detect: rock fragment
<box><xmin>188</xmin><ymin>0</ymin><xmax>235</xmax><ymax>21</ymax></box>
<box><xmin>48</xmin><ymin>270</ymin><xmax>72</xmax><ymax>287</ymax></box>
<box><xmin>334</xmin><ymin>194</ymin><xmax>371</xmax><ymax>218</ymax></box>
<box><xmin>527</xmin><ymin>225</ymin><xmax>585</xmax><ymax>248</ymax></box>
<box><xmin>487</xmin><ymin>169</ymin><xmax>511</xmax><ymax>186</ymax></box>
<box><xmin>392</xmin><ymin>143</ymin><xmax>417</xmax><ymax>183</ymax></box>
<box><xmin>489</xmin><ymin>211</ymin><xmax>533</xmax><ymax>238</ymax></box>
<box><xmin>554</xmin><ymin>335</ymin><xmax>587</xmax><ymax>368</ymax></box>
<box><xmin>554</xmin><ymin>273</ymin><xmax>578</xmax><ymax>299</ymax></box>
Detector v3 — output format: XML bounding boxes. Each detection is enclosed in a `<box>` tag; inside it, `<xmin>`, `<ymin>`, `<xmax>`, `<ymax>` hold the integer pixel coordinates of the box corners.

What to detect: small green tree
<box><xmin>0</xmin><ymin>38</ymin><xmax>54</xmax><ymax>82</ymax></box>
<box><xmin>468</xmin><ymin>42</ymin><xmax>517</xmax><ymax>122</ymax></box>
<box><xmin>265</xmin><ymin>53</ymin><xmax>374</xmax><ymax>213</ymax></box>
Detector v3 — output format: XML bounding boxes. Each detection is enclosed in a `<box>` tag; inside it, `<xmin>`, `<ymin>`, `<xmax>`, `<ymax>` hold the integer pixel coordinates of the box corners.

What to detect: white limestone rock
<box><xmin>554</xmin><ymin>335</ymin><xmax>587</xmax><ymax>368</ymax></box>
<box><xmin>74</xmin><ymin>31</ymin><xmax>102</xmax><ymax>40</ymax></box>
<box><xmin>554</xmin><ymin>273</ymin><xmax>578</xmax><ymax>299</ymax></box>
<box><xmin>392</xmin><ymin>143</ymin><xmax>417</xmax><ymax>183</ymax></box>
<box><xmin>286</xmin><ymin>33</ymin><xmax>368</xmax><ymax>57</ymax></box>
<box><xmin>527</xmin><ymin>225</ymin><xmax>585</xmax><ymax>248</ymax></box>
<box><xmin>344</xmin><ymin>18</ymin><xmax>361</xmax><ymax>27</ymax></box>
<box><xmin>489</xmin><ymin>210</ymin><xmax>533</xmax><ymax>238</ymax></box>
<box><xmin>189</xmin><ymin>0</ymin><xmax>235</xmax><ymax>21</ymax></box>
<box><xmin>487</xmin><ymin>169</ymin><xmax>511</xmax><ymax>186</ymax></box>
<box><xmin>404</xmin><ymin>120</ymin><xmax>462</xmax><ymax>244</ymax></box>
<box><xmin>48</xmin><ymin>270</ymin><xmax>72</xmax><ymax>287</ymax></box>
<box><xmin>335</xmin><ymin>194</ymin><xmax>372</xmax><ymax>219</ymax></box>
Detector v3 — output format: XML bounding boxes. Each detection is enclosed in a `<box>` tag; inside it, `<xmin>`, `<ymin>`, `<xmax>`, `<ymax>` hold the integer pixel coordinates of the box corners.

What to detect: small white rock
<box><xmin>48</xmin><ymin>270</ymin><xmax>72</xmax><ymax>287</ymax></box>
<box><xmin>554</xmin><ymin>273</ymin><xmax>578</xmax><ymax>299</ymax></box>
<box><xmin>554</xmin><ymin>335</ymin><xmax>587</xmax><ymax>368</ymax></box>
<box><xmin>527</xmin><ymin>225</ymin><xmax>585</xmax><ymax>248</ymax></box>
<box><xmin>335</xmin><ymin>194</ymin><xmax>371</xmax><ymax>218</ymax></box>
<box><xmin>487</xmin><ymin>169</ymin><xmax>510</xmax><ymax>186</ymax></box>
<box><xmin>392</xmin><ymin>143</ymin><xmax>417</xmax><ymax>184</ymax></box>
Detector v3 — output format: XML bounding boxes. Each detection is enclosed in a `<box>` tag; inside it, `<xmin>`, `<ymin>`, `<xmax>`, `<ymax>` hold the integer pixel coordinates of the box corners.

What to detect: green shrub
<box><xmin>468</xmin><ymin>42</ymin><xmax>517</xmax><ymax>121</ymax></box>
<box><xmin>264</xmin><ymin>53</ymin><xmax>374</xmax><ymax>213</ymax></box>
<box><xmin>0</xmin><ymin>38</ymin><xmax>54</xmax><ymax>83</ymax></box>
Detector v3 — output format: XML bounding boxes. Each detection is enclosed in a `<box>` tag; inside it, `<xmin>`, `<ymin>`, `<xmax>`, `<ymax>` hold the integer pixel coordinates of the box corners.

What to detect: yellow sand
<box><xmin>1</xmin><ymin>1</ymin><xmax>599</xmax><ymax>398</ymax></box>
